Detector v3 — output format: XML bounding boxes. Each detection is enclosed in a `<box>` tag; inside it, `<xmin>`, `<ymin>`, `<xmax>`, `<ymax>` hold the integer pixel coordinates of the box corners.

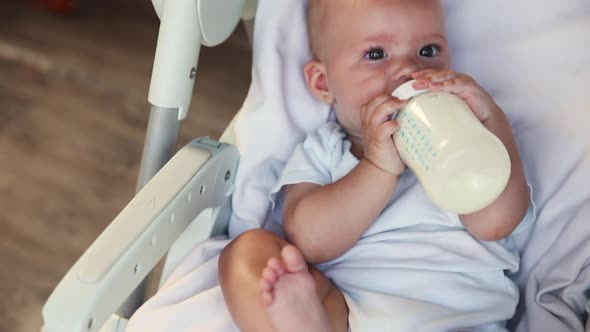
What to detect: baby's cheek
<box><xmin>419</xmin><ymin>58</ymin><xmax>450</xmax><ymax>76</ymax></box>
<box><xmin>336</xmin><ymin>86</ymin><xmax>367</xmax><ymax>112</ymax></box>
<box><xmin>362</xmin><ymin>83</ymin><xmax>390</xmax><ymax>105</ymax></box>
<box><xmin>434</xmin><ymin>51</ymin><xmax>452</xmax><ymax>71</ymax></box>
<box><xmin>333</xmin><ymin>71</ymin><xmax>386</xmax><ymax>111</ymax></box>
<box><xmin>354</xmin><ymin>68</ymin><xmax>387</xmax><ymax>94</ymax></box>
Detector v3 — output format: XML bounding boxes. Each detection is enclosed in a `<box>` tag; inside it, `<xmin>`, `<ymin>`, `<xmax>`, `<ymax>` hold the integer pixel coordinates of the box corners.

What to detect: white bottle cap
<box><xmin>392</xmin><ymin>80</ymin><xmax>430</xmax><ymax>100</ymax></box>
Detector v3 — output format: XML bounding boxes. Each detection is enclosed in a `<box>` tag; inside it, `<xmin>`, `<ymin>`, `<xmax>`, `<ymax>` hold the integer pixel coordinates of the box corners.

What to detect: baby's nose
<box><xmin>393</xmin><ymin>56</ymin><xmax>421</xmax><ymax>82</ymax></box>
<box><xmin>398</xmin><ymin>74</ymin><xmax>412</xmax><ymax>83</ymax></box>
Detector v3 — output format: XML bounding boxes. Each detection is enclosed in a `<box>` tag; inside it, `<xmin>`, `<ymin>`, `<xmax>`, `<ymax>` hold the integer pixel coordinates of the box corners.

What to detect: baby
<box><xmin>219</xmin><ymin>0</ymin><xmax>533</xmax><ymax>331</ymax></box>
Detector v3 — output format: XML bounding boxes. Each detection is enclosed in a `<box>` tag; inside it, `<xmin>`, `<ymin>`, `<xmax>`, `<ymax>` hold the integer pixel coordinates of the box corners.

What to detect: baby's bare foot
<box><xmin>259</xmin><ymin>245</ymin><xmax>331</xmax><ymax>332</ymax></box>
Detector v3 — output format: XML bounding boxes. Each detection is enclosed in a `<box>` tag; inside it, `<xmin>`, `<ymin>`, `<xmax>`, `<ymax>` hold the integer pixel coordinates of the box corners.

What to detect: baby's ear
<box><xmin>304</xmin><ymin>60</ymin><xmax>334</xmax><ymax>104</ymax></box>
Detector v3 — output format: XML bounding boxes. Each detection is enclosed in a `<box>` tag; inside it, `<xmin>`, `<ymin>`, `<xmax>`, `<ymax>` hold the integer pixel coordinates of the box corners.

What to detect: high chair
<box><xmin>42</xmin><ymin>0</ymin><xmax>255</xmax><ymax>331</ymax></box>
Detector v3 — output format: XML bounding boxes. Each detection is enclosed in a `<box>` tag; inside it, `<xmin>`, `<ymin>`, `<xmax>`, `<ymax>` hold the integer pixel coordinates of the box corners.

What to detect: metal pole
<box><xmin>116</xmin><ymin>105</ymin><xmax>181</xmax><ymax>319</ymax></box>
<box><xmin>136</xmin><ymin>106</ymin><xmax>182</xmax><ymax>191</ymax></box>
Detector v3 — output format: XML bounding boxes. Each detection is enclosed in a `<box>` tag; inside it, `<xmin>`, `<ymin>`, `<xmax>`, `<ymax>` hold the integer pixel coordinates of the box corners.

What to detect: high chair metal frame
<box><xmin>41</xmin><ymin>0</ymin><xmax>590</xmax><ymax>331</ymax></box>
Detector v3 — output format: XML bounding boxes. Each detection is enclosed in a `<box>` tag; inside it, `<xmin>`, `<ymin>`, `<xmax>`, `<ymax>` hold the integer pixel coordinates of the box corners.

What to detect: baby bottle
<box><xmin>391</xmin><ymin>80</ymin><xmax>511</xmax><ymax>214</ymax></box>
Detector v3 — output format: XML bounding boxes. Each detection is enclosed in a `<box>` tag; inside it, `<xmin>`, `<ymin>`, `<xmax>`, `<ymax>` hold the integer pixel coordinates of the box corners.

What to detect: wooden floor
<box><xmin>0</xmin><ymin>1</ymin><xmax>251</xmax><ymax>331</ymax></box>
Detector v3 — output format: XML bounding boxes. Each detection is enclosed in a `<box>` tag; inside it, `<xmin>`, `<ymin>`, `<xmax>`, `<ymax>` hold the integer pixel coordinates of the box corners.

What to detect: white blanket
<box><xmin>127</xmin><ymin>0</ymin><xmax>590</xmax><ymax>331</ymax></box>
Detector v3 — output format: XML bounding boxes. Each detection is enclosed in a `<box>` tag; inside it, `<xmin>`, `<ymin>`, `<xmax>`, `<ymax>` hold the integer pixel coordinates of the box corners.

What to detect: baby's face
<box><xmin>315</xmin><ymin>0</ymin><xmax>450</xmax><ymax>144</ymax></box>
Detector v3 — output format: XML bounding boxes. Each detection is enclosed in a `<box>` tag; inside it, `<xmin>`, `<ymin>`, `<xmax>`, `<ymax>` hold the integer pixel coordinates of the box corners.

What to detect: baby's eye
<box><xmin>364</xmin><ymin>47</ymin><xmax>387</xmax><ymax>61</ymax></box>
<box><xmin>419</xmin><ymin>44</ymin><xmax>440</xmax><ymax>58</ymax></box>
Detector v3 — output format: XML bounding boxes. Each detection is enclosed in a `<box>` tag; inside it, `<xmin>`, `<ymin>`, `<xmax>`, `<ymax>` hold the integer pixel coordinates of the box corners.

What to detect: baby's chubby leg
<box><xmin>219</xmin><ymin>229</ymin><xmax>348</xmax><ymax>332</ymax></box>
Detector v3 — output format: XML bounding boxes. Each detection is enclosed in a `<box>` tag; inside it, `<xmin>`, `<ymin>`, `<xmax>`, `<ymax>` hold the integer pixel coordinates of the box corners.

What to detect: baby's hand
<box><xmin>411</xmin><ymin>70</ymin><xmax>502</xmax><ymax>123</ymax></box>
<box><xmin>361</xmin><ymin>95</ymin><xmax>406</xmax><ymax>176</ymax></box>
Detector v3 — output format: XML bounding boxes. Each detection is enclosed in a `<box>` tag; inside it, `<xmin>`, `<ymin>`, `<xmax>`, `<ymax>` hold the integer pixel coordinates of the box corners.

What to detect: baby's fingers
<box><xmin>411</xmin><ymin>69</ymin><xmax>438</xmax><ymax>80</ymax></box>
<box><xmin>368</xmin><ymin>98</ymin><xmax>406</xmax><ymax>128</ymax></box>
<box><xmin>427</xmin><ymin>76</ymin><xmax>477</xmax><ymax>99</ymax></box>
<box><xmin>361</xmin><ymin>95</ymin><xmax>393</xmax><ymax>124</ymax></box>
<box><xmin>413</xmin><ymin>70</ymin><xmax>465</xmax><ymax>89</ymax></box>
<box><xmin>375</xmin><ymin>120</ymin><xmax>401</xmax><ymax>143</ymax></box>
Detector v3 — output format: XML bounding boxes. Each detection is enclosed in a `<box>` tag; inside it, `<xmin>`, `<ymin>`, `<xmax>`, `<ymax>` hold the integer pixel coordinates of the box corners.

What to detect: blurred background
<box><xmin>0</xmin><ymin>0</ymin><xmax>252</xmax><ymax>330</ymax></box>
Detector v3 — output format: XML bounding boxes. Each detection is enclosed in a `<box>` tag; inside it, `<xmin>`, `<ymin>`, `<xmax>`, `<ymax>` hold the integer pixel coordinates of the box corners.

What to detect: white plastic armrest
<box><xmin>42</xmin><ymin>138</ymin><xmax>239</xmax><ymax>332</ymax></box>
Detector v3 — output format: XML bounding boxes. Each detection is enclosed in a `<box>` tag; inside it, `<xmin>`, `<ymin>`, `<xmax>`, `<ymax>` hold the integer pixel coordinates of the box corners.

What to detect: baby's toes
<box><xmin>262</xmin><ymin>265</ymin><xmax>279</xmax><ymax>285</ymax></box>
<box><xmin>259</xmin><ymin>275</ymin><xmax>273</xmax><ymax>292</ymax></box>
<box><xmin>259</xmin><ymin>286</ymin><xmax>274</xmax><ymax>306</ymax></box>
<box><xmin>267</xmin><ymin>257</ymin><xmax>285</xmax><ymax>276</ymax></box>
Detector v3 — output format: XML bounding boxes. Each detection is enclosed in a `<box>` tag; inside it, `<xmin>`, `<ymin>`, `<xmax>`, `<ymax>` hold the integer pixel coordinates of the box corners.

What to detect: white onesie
<box><xmin>270</xmin><ymin>122</ymin><xmax>536</xmax><ymax>332</ymax></box>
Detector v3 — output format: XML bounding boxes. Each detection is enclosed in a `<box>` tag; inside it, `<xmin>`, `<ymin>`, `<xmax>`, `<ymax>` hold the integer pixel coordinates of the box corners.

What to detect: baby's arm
<box><xmin>283</xmin><ymin>161</ymin><xmax>397</xmax><ymax>264</ymax></box>
<box><xmin>461</xmin><ymin>111</ymin><xmax>529</xmax><ymax>240</ymax></box>
<box><xmin>413</xmin><ymin>71</ymin><xmax>529</xmax><ymax>241</ymax></box>
<box><xmin>283</xmin><ymin>95</ymin><xmax>406</xmax><ymax>264</ymax></box>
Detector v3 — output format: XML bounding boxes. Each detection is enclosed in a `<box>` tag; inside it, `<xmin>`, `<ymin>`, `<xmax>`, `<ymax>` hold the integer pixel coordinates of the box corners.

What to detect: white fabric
<box><xmin>128</xmin><ymin>0</ymin><xmax>590</xmax><ymax>331</ymax></box>
<box><xmin>441</xmin><ymin>2</ymin><xmax>590</xmax><ymax>331</ymax></box>
<box><xmin>269</xmin><ymin>122</ymin><xmax>524</xmax><ymax>331</ymax></box>
<box><xmin>227</xmin><ymin>0</ymin><xmax>331</xmax><ymax>237</ymax></box>
<box><xmin>127</xmin><ymin>237</ymin><xmax>236</xmax><ymax>331</ymax></box>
